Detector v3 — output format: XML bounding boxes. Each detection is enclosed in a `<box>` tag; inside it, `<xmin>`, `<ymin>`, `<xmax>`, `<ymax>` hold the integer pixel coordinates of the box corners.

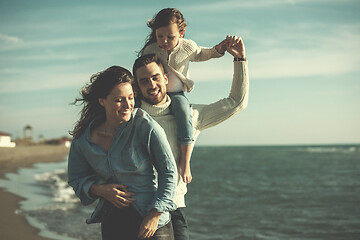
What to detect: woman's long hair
<box><xmin>70</xmin><ymin>66</ymin><xmax>133</xmax><ymax>139</ymax></box>
<box><xmin>138</xmin><ymin>8</ymin><xmax>187</xmax><ymax>57</ymax></box>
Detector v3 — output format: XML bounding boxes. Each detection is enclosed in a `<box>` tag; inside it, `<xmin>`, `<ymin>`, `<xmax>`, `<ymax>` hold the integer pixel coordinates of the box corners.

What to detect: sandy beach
<box><xmin>0</xmin><ymin>145</ymin><xmax>69</xmax><ymax>240</ymax></box>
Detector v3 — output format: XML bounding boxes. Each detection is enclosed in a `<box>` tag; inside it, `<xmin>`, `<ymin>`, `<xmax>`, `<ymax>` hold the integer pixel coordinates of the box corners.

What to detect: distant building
<box><xmin>45</xmin><ymin>136</ymin><xmax>72</xmax><ymax>147</ymax></box>
<box><xmin>23</xmin><ymin>125</ymin><xmax>34</xmax><ymax>144</ymax></box>
<box><xmin>0</xmin><ymin>131</ymin><xmax>16</xmax><ymax>148</ymax></box>
<box><xmin>60</xmin><ymin>137</ymin><xmax>72</xmax><ymax>148</ymax></box>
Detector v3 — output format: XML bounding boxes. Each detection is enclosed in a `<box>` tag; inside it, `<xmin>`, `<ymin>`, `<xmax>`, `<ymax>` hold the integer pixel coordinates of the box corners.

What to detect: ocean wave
<box><xmin>305</xmin><ymin>146</ymin><xmax>359</xmax><ymax>153</ymax></box>
<box><xmin>34</xmin><ymin>169</ymin><xmax>78</xmax><ymax>204</ymax></box>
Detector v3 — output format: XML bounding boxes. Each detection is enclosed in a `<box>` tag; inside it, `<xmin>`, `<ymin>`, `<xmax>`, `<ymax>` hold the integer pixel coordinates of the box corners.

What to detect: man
<box><xmin>132</xmin><ymin>35</ymin><xmax>249</xmax><ymax>239</ymax></box>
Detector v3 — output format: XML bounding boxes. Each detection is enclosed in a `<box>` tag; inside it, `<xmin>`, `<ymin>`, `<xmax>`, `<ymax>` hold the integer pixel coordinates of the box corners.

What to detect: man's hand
<box><xmin>226</xmin><ymin>35</ymin><xmax>246</xmax><ymax>58</ymax></box>
<box><xmin>90</xmin><ymin>183</ymin><xmax>136</xmax><ymax>208</ymax></box>
<box><xmin>137</xmin><ymin>210</ymin><xmax>162</xmax><ymax>239</ymax></box>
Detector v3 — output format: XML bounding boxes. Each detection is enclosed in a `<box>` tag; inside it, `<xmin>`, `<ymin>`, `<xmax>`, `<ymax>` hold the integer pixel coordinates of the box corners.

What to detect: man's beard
<box><xmin>141</xmin><ymin>92</ymin><xmax>166</xmax><ymax>105</ymax></box>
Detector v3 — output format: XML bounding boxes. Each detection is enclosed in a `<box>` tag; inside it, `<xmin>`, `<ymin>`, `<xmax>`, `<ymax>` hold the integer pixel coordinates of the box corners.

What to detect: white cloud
<box><xmin>0</xmin><ymin>68</ymin><xmax>20</xmax><ymax>74</ymax></box>
<box><xmin>0</xmin><ymin>70</ymin><xmax>89</xmax><ymax>93</ymax></box>
<box><xmin>251</xmin><ymin>50</ymin><xmax>358</xmax><ymax>79</ymax></box>
<box><xmin>250</xmin><ymin>24</ymin><xmax>360</xmax><ymax>79</ymax></box>
<box><xmin>0</xmin><ymin>35</ymin><xmax>135</xmax><ymax>52</ymax></box>
<box><xmin>182</xmin><ymin>0</ymin><xmax>353</xmax><ymax>12</ymax></box>
<box><xmin>190</xmin><ymin>23</ymin><xmax>360</xmax><ymax>81</ymax></box>
<box><xmin>12</xmin><ymin>53</ymin><xmax>80</xmax><ymax>61</ymax></box>
<box><xmin>0</xmin><ymin>33</ymin><xmax>22</xmax><ymax>43</ymax></box>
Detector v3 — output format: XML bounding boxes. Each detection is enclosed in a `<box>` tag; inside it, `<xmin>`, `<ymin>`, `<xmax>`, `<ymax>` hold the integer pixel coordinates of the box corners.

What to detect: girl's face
<box><xmin>99</xmin><ymin>82</ymin><xmax>135</xmax><ymax>124</ymax></box>
<box><xmin>155</xmin><ymin>23</ymin><xmax>185</xmax><ymax>52</ymax></box>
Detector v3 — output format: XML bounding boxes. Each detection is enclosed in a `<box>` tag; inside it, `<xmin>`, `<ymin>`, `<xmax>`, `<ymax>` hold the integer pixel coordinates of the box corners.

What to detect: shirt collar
<box><xmin>84</xmin><ymin>112</ymin><xmax>134</xmax><ymax>141</ymax></box>
<box><xmin>170</xmin><ymin>38</ymin><xmax>182</xmax><ymax>53</ymax></box>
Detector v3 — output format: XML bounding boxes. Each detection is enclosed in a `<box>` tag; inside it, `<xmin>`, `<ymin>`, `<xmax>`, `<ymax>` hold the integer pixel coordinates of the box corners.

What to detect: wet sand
<box><xmin>0</xmin><ymin>145</ymin><xmax>69</xmax><ymax>240</ymax></box>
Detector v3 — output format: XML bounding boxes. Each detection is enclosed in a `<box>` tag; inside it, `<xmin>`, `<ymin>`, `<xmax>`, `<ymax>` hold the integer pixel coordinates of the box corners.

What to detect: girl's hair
<box><xmin>138</xmin><ymin>8</ymin><xmax>187</xmax><ymax>57</ymax></box>
<box><xmin>70</xmin><ymin>66</ymin><xmax>133</xmax><ymax>139</ymax></box>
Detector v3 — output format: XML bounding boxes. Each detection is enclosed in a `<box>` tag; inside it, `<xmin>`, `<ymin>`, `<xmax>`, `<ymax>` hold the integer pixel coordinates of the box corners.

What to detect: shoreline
<box><xmin>0</xmin><ymin>145</ymin><xmax>69</xmax><ymax>240</ymax></box>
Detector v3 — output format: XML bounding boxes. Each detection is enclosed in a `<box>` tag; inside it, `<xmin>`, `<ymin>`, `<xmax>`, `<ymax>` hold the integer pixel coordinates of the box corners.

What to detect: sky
<box><xmin>0</xmin><ymin>0</ymin><xmax>359</xmax><ymax>146</ymax></box>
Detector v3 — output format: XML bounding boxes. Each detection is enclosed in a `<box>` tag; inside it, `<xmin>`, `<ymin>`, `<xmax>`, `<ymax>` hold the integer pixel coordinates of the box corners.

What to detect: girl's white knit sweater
<box><xmin>143</xmin><ymin>38</ymin><xmax>224</xmax><ymax>92</ymax></box>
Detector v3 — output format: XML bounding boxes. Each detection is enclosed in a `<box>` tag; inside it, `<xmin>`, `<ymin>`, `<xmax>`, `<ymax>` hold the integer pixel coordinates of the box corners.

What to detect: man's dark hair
<box><xmin>132</xmin><ymin>54</ymin><xmax>165</xmax><ymax>84</ymax></box>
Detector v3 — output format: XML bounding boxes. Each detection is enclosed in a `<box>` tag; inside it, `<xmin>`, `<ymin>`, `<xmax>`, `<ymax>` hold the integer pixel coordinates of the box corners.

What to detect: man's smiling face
<box><xmin>135</xmin><ymin>62</ymin><xmax>169</xmax><ymax>106</ymax></box>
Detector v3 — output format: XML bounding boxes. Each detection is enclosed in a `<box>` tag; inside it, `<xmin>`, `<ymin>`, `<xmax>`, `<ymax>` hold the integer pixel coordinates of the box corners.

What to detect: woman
<box><xmin>68</xmin><ymin>66</ymin><xmax>177</xmax><ymax>240</ymax></box>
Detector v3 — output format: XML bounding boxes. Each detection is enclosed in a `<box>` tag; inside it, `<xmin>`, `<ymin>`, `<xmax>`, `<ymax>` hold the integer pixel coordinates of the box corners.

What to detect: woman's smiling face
<box><xmin>99</xmin><ymin>82</ymin><xmax>135</xmax><ymax>124</ymax></box>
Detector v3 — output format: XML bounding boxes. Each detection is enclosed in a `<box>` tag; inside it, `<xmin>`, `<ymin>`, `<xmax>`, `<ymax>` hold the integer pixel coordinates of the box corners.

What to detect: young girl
<box><xmin>139</xmin><ymin>8</ymin><xmax>227</xmax><ymax>184</ymax></box>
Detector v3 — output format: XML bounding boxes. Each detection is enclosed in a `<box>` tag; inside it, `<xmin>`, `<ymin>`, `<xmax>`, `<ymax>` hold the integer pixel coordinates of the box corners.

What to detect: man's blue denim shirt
<box><xmin>68</xmin><ymin>108</ymin><xmax>177</xmax><ymax>227</ymax></box>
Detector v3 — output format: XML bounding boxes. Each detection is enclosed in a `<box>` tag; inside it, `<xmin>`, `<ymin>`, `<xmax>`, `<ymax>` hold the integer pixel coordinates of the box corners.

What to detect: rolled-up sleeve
<box><xmin>68</xmin><ymin>139</ymin><xmax>99</xmax><ymax>206</ymax></box>
<box><xmin>146</xmin><ymin>123</ymin><xmax>177</xmax><ymax>213</ymax></box>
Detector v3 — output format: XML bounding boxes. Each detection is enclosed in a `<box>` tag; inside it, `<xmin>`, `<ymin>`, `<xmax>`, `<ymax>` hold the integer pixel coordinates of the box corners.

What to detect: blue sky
<box><xmin>0</xmin><ymin>0</ymin><xmax>359</xmax><ymax>145</ymax></box>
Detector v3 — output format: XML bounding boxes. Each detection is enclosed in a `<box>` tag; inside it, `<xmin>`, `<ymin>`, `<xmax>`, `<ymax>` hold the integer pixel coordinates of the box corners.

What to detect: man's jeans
<box><xmin>171</xmin><ymin>208</ymin><xmax>189</xmax><ymax>240</ymax></box>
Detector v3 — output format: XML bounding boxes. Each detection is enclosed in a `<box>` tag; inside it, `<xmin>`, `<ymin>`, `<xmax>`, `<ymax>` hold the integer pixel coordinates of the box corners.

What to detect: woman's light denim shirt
<box><xmin>68</xmin><ymin>108</ymin><xmax>177</xmax><ymax>227</ymax></box>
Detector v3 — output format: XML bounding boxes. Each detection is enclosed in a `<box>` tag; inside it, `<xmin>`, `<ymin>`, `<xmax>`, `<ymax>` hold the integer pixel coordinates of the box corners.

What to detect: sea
<box><xmin>0</xmin><ymin>145</ymin><xmax>359</xmax><ymax>240</ymax></box>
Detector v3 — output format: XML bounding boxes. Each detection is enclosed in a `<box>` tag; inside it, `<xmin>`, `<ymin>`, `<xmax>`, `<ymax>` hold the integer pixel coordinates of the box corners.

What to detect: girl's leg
<box><xmin>168</xmin><ymin>92</ymin><xmax>194</xmax><ymax>183</ymax></box>
<box><xmin>168</xmin><ymin>92</ymin><xmax>193</xmax><ymax>145</ymax></box>
<box><xmin>179</xmin><ymin>144</ymin><xmax>193</xmax><ymax>183</ymax></box>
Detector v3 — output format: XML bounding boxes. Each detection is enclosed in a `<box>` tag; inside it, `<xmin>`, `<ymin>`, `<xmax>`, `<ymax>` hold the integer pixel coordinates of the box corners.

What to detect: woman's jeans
<box><xmin>168</xmin><ymin>91</ymin><xmax>194</xmax><ymax>145</ymax></box>
<box><xmin>101</xmin><ymin>202</ymin><xmax>174</xmax><ymax>240</ymax></box>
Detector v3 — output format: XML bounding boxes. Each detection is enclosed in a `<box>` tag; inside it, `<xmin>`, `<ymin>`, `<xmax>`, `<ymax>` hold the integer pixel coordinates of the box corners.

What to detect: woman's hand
<box><xmin>226</xmin><ymin>35</ymin><xmax>246</xmax><ymax>58</ymax></box>
<box><xmin>137</xmin><ymin>210</ymin><xmax>162</xmax><ymax>239</ymax></box>
<box><xmin>90</xmin><ymin>183</ymin><xmax>136</xmax><ymax>208</ymax></box>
